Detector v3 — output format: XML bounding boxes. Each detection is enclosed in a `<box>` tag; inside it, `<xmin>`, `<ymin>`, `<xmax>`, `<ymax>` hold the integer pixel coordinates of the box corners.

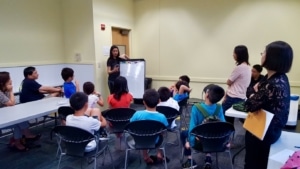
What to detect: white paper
<box><xmin>269</xmin><ymin>149</ymin><xmax>294</xmax><ymax>164</ymax></box>
<box><xmin>262</xmin><ymin>109</ymin><xmax>274</xmax><ymax>140</ymax></box>
<box><xmin>103</xmin><ymin>46</ymin><xmax>110</xmax><ymax>56</ymax></box>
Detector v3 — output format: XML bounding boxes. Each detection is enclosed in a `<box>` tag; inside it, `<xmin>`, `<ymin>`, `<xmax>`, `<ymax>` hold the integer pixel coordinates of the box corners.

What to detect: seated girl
<box><xmin>173</xmin><ymin>80</ymin><xmax>192</xmax><ymax>102</ymax></box>
<box><xmin>107</xmin><ymin>76</ymin><xmax>133</xmax><ymax>108</ymax></box>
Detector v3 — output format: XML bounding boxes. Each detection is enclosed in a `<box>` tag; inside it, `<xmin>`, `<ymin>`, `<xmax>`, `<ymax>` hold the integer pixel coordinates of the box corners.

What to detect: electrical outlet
<box><xmin>75</xmin><ymin>53</ymin><xmax>81</xmax><ymax>62</ymax></box>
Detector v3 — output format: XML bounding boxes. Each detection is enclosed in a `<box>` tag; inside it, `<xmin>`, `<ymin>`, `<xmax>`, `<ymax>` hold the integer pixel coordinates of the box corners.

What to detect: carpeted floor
<box><xmin>0</xmin><ymin>105</ymin><xmax>247</xmax><ymax>169</ymax></box>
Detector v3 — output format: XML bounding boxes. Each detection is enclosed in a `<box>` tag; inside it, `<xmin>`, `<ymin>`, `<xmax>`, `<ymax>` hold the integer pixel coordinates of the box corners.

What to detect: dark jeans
<box><xmin>180</xmin><ymin>130</ymin><xmax>191</xmax><ymax>156</ymax></box>
<box><xmin>244</xmin><ymin>131</ymin><xmax>270</xmax><ymax>169</ymax></box>
<box><xmin>222</xmin><ymin>95</ymin><xmax>244</xmax><ymax>124</ymax></box>
<box><xmin>108</xmin><ymin>80</ymin><xmax>114</xmax><ymax>94</ymax></box>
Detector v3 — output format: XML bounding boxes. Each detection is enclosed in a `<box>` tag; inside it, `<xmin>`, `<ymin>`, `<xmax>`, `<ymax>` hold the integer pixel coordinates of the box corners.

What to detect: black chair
<box><xmin>102</xmin><ymin>108</ymin><xmax>136</xmax><ymax>148</ymax></box>
<box><xmin>156</xmin><ymin>106</ymin><xmax>180</xmax><ymax>146</ymax></box>
<box><xmin>178</xmin><ymin>98</ymin><xmax>189</xmax><ymax>131</ymax></box>
<box><xmin>124</xmin><ymin>120</ymin><xmax>168</xmax><ymax>169</ymax></box>
<box><xmin>57</xmin><ymin>106</ymin><xmax>74</xmax><ymax>125</ymax></box>
<box><xmin>188</xmin><ymin>122</ymin><xmax>235</xmax><ymax>169</ymax></box>
<box><xmin>52</xmin><ymin>125</ymin><xmax>114</xmax><ymax>169</ymax></box>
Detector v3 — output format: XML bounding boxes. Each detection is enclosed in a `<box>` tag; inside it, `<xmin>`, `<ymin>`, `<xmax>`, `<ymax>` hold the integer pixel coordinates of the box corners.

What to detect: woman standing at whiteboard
<box><xmin>106</xmin><ymin>45</ymin><xmax>129</xmax><ymax>94</ymax></box>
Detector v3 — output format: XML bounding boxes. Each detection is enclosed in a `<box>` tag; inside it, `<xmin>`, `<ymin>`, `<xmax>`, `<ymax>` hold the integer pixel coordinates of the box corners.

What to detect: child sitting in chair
<box><xmin>173</xmin><ymin>80</ymin><xmax>192</xmax><ymax>102</ymax></box>
<box><xmin>130</xmin><ymin>89</ymin><xmax>169</xmax><ymax>164</ymax></box>
<box><xmin>66</xmin><ymin>92</ymin><xmax>107</xmax><ymax>134</ymax></box>
<box><xmin>181</xmin><ymin>84</ymin><xmax>225</xmax><ymax>169</ymax></box>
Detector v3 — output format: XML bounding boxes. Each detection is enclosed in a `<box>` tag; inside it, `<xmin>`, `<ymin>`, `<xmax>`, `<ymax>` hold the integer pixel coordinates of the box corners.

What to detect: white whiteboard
<box><xmin>120</xmin><ymin>59</ymin><xmax>145</xmax><ymax>99</ymax></box>
<box><xmin>0</xmin><ymin>64</ymin><xmax>95</xmax><ymax>93</ymax></box>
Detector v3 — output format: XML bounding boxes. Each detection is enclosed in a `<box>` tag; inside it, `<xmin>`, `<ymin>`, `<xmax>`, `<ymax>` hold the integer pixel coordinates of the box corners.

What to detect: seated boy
<box><xmin>181</xmin><ymin>84</ymin><xmax>225</xmax><ymax>169</ymax></box>
<box><xmin>169</xmin><ymin>75</ymin><xmax>190</xmax><ymax>95</ymax></box>
<box><xmin>66</xmin><ymin>92</ymin><xmax>107</xmax><ymax>136</ymax></box>
<box><xmin>130</xmin><ymin>89</ymin><xmax>169</xmax><ymax>164</ymax></box>
<box><xmin>61</xmin><ymin>67</ymin><xmax>80</xmax><ymax>98</ymax></box>
<box><xmin>173</xmin><ymin>80</ymin><xmax>191</xmax><ymax>102</ymax></box>
<box><xmin>157</xmin><ymin>86</ymin><xmax>179</xmax><ymax>128</ymax></box>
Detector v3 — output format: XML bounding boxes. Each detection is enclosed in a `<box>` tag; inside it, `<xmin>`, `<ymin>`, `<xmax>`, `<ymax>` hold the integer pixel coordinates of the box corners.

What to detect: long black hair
<box><xmin>109</xmin><ymin>45</ymin><xmax>120</xmax><ymax>59</ymax></box>
<box><xmin>112</xmin><ymin>76</ymin><xmax>129</xmax><ymax>100</ymax></box>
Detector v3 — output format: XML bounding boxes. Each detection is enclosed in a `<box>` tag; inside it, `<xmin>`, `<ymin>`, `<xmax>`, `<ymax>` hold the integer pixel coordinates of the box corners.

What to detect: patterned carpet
<box><xmin>0</xmin><ymin>107</ymin><xmax>247</xmax><ymax>169</ymax></box>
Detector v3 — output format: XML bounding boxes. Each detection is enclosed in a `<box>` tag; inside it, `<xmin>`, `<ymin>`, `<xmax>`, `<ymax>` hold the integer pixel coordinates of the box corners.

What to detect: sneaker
<box><xmin>182</xmin><ymin>159</ymin><xmax>197</xmax><ymax>169</ymax></box>
<box><xmin>203</xmin><ymin>156</ymin><xmax>212</xmax><ymax>169</ymax></box>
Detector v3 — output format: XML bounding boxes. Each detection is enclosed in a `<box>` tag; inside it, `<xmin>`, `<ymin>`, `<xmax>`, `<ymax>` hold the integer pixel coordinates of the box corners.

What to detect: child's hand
<box><xmin>185</xmin><ymin>142</ymin><xmax>190</xmax><ymax>149</ymax></box>
<box><xmin>74</xmin><ymin>80</ymin><xmax>79</xmax><ymax>86</ymax></box>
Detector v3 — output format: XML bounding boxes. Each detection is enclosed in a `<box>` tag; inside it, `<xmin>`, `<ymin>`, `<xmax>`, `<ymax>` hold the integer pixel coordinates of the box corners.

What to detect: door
<box><xmin>112</xmin><ymin>27</ymin><xmax>130</xmax><ymax>56</ymax></box>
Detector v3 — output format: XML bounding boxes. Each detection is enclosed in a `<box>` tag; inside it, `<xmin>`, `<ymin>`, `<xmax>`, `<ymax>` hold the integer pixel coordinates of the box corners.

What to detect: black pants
<box><xmin>108</xmin><ymin>80</ymin><xmax>114</xmax><ymax>94</ymax></box>
<box><xmin>244</xmin><ymin>131</ymin><xmax>270</xmax><ymax>169</ymax></box>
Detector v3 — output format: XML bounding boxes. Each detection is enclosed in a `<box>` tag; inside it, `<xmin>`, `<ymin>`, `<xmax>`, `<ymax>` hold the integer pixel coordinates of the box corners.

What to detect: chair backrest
<box><xmin>156</xmin><ymin>106</ymin><xmax>180</xmax><ymax>127</ymax></box>
<box><xmin>124</xmin><ymin>120</ymin><xmax>167</xmax><ymax>149</ymax></box>
<box><xmin>58</xmin><ymin>106</ymin><xmax>74</xmax><ymax>120</ymax></box>
<box><xmin>190</xmin><ymin>122</ymin><xmax>235</xmax><ymax>153</ymax></box>
<box><xmin>102</xmin><ymin>108</ymin><xmax>136</xmax><ymax>133</ymax></box>
<box><xmin>178</xmin><ymin>97</ymin><xmax>189</xmax><ymax>113</ymax></box>
<box><xmin>52</xmin><ymin>125</ymin><xmax>95</xmax><ymax>157</ymax></box>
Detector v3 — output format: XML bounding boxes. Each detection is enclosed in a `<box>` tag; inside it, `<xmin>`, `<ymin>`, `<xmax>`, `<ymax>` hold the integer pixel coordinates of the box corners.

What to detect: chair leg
<box><xmin>228</xmin><ymin>150</ymin><xmax>234</xmax><ymax>169</ymax></box>
<box><xmin>107</xmin><ymin>146</ymin><xmax>115</xmax><ymax>169</ymax></box>
<box><xmin>124</xmin><ymin>149</ymin><xmax>130</xmax><ymax>169</ymax></box>
<box><xmin>216</xmin><ymin>152</ymin><xmax>219</xmax><ymax>169</ymax></box>
<box><xmin>57</xmin><ymin>153</ymin><xmax>64</xmax><ymax>169</ymax></box>
<box><xmin>93</xmin><ymin>156</ymin><xmax>97</xmax><ymax>169</ymax></box>
<box><xmin>161</xmin><ymin>147</ymin><xmax>167</xmax><ymax>169</ymax></box>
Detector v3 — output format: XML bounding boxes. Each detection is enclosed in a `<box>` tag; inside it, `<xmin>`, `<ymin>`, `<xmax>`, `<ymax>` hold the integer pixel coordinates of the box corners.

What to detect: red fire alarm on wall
<box><xmin>100</xmin><ymin>24</ymin><xmax>105</xmax><ymax>30</ymax></box>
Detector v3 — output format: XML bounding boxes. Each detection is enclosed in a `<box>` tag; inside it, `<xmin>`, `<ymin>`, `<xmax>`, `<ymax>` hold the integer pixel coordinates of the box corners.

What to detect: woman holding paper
<box><xmin>244</xmin><ymin>41</ymin><xmax>293</xmax><ymax>169</ymax></box>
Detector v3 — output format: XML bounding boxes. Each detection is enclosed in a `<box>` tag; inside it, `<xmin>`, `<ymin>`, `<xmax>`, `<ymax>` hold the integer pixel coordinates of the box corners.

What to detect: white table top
<box><xmin>0</xmin><ymin>97</ymin><xmax>69</xmax><ymax>128</ymax></box>
<box><xmin>225</xmin><ymin>107</ymin><xmax>248</xmax><ymax>119</ymax></box>
<box><xmin>268</xmin><ymin>131</ymin><xmax>300</xmax><ymax>169</ymax></box>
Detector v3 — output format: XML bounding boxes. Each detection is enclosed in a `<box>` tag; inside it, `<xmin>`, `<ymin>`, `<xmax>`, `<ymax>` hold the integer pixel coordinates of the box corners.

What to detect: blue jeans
<box><xmin>222</xmin><ymin>95</ymin><xmax>244</xmax><ymax>124</ymax></box>
<box><xmin>181</xmin><ymin>130</ymin><xmax>191</xmax><ymax>156</ymax></box>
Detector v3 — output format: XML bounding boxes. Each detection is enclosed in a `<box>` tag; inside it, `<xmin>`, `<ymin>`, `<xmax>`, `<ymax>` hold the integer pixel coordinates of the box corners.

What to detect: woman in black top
<box><xmin>244</xmin><ymin>41</ymin><xmax>293</xmax><ymax>169</ymax></box>
<box><xmin>246</xmin><ymin>64</ymin><xmax>264</xmax><ymax>98</ymax></box>
<box><xmin>106</xmin><ymin>45</ymin><xmax>129</xmax><ymax>94</ymax></box>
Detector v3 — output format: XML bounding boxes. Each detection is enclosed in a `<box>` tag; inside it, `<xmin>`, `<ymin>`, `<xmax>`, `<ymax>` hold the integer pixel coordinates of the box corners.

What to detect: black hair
<box><xmin>23</xmin><ymin>66</ymin><xmax>36</xmax><ymax>78</ymax></box>
<box><xmin>262</xmin><ymin>41</ymin><xmax>293</xmax><ymax>73</ymax></box>
<box><xmin>83</xmin><ymin>81</ymin><xmax>95</xmax><ymax>95</ymax></box>
<box><xmin>252</xmin><ymin>64</ymin><xmax>263</xmax><ymax>73</ymax></box>
<box><xmin>109</xmin><ymin>45</ymin><xmax>120</xmax><ymax>59</ymax></box>
<box><xmin>143</xmin><ymin>89</ymin><xmax>160</xmax><ymax>108</ymax></box>
<box><xmin>175</xmin><ymin>80</ymin><xmax>189</xmax><ymax>90</ymax></box>
<box><xmin>179</xmin><ymin>75</ymin><xmax>190</xmax><ymax>84</ymax></box>
<box><xmin>234</xmin><ymin>45</ymin><xmax>250</xmax><ymax>65</ymax></box>
<box><xmin>0</xmin><ymin>71</ymin><xmax>10</xmax><ymax>92</ymax></box>
<box><xmin>112</xmin><ymin>76</ymin><xmax>129</xmax><ymax>100</ymax></box>
<box><xmin>61</xmin><ymin>67</ymin><xmax>74</xmax><ymax>81</ymax></box>
<box><xmin>157</xmin><ymin>86</ymin><xmax>171</xmax><ymax>102</ymax></box>
<box><xmin>69</xmin><ymin>92</ymin><xmax>88</xmax><ymax>111</ymax></box>
<box><xmin>204</xmin><ymin>84</ymin><xmax>225</xmax><ymax>104</ymax></box>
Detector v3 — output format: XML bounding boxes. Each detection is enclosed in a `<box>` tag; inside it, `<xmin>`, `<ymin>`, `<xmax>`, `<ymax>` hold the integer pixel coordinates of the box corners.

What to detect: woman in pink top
<box><xmin>107</xmin><ymin>76</ymin><xmax>133</xmax><ymax>108</ymax></box>
<box><xmin>222</xmin><ymin>45</ymin><xmax>251</xmax><ymax>124</ymax></box>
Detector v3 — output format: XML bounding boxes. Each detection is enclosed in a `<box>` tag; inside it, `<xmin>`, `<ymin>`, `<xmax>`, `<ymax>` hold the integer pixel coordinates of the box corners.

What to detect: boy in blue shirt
<box><xmin>130</xmin><ymin>89</ymin><xmax>168</xmax><ymax>164</ymax></box>
<box><xmin>61</xmin><ymin>67</ymin><xmax>80</xmax><ymax>98</ymax></box>
<box><xmin>181</xmin><ymin>84</ymin><xmax>225</xmax><ymax>169</ymax></box>
<box><xmin>173</xmin><ymin>80</ymin><xmax>191</xmax><ymax>102</ymax></box>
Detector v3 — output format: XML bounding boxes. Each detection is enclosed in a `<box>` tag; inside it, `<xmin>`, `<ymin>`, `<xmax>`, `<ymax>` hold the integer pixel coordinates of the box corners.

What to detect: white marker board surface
<box><xmin>120</xmin><ymin>59</ymin><xmax>145</xmax><ymax>99</ymax></box>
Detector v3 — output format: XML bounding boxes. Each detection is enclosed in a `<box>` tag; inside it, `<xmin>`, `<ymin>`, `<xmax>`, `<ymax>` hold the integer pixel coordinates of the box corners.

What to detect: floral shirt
<box><xmin>245</xmin><ymin>73</ymin><xmax>290</xmax><ymax>144</ymax></box>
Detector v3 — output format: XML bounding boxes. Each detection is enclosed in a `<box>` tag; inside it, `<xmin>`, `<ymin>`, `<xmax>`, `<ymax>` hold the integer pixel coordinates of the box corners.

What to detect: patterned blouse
<box><xmin>245</xmin><ymin>73</ymin><xmax>290</xmax><ymax>144</ymax></box>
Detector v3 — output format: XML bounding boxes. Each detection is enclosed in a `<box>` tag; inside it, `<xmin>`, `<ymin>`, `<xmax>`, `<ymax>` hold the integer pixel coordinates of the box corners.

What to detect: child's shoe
<box><xmin>182</xmin><ymin>158</ymin><xmax>197</xmax><ymax>169</ymax></box>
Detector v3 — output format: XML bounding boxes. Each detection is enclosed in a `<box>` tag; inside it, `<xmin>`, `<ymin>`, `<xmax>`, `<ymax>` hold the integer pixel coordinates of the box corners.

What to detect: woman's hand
<box><xmin>120</xmin><ymin>54</ymin><xmax>129</xmax><ymax>59</ymax></box>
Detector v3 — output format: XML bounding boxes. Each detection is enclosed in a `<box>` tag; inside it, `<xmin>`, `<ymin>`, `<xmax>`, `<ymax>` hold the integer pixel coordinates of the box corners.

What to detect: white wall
<box><xmin>0</xmin><ymin>0</ymin><xmax>64</xmax><ymax>66</ymax></box>
<box><xmin>133</xmin><ymin>0</ymin><xmax>300</xmax><ymax>97</ymax></box>
<box><xmin>92</xmin><ymin>0</ymin><xmax>135</xmax><ymax>101</ymax></box>
<box><xmin>61</xmin><ymin>0</ymin><xmax>96</xmax><ymax>64</ymax></box>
